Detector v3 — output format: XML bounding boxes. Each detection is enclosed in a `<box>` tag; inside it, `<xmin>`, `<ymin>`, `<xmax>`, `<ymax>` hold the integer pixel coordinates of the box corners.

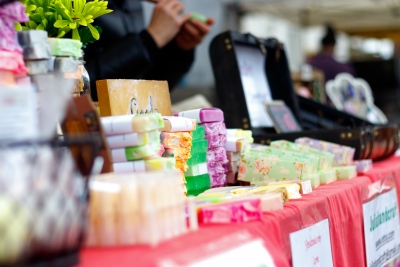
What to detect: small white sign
<box><xmin>363</xmin><ymin>188</ymin><xmax>400</xmax><ymax>267</ymax></box>
<box><xmin>290</xmin><ymin>219</ymin><xmax>333</xmax><ymax>267</ymax></box>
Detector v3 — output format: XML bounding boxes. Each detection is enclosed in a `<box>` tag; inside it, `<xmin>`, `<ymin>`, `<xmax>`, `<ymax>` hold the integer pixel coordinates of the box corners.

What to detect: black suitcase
<box><xmin>209</xmin><ymin>31</ymin><xmax>399</xmax><ymax>161</ymax></box>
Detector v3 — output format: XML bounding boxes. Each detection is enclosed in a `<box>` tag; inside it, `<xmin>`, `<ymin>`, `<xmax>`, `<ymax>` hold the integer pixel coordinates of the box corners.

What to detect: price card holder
<box><xmin>265</xmin><ymin>100</ymin><xmax>303</xmax><ymax>133</ymax></box>
<box><xmin>361</xmin><ymin>175</ymin><xmax>400</xmax><ymax>267</ymax></box>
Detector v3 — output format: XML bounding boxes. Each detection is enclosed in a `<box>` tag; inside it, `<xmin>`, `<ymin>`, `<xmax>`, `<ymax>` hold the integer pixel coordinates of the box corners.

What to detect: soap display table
<box><xmin>79</xmin><ymin>156</ymin><xmax>400</xmax><ymax>267</ymax></box>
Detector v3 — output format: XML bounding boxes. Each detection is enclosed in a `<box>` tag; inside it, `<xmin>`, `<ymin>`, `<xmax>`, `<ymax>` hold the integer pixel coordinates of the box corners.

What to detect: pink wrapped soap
<box><xmin>198</xmin><ymin>198</ymin><xmax>262</xmax><ymax>224</ymax></box>
<box><xmin>176</xmin><ymin>108</ymin><xmax>224</xmax><ymax>123</ymax></box>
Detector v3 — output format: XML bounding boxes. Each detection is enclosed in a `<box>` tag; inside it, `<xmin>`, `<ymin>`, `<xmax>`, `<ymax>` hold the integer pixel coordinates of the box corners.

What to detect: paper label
<box><xmin>101</xmin><ymin>115</ymin><xmax>136</xmax><ymax>136</ymax></box>
<box><xmin>113</xmin><ymin>161</ymin><xmax>146</xmax><ymax>174</ymax></box>
<box><xmin>363</xmin><ymin>188</ymin><xmax>400</xmax><ymax>267</ymax></box>
<box><xmin>0</xmin><ymin>85</ymin><xmax>38</xmax><ymax>141</ymax></box>
<box><xmin>226</xmin><ymin>129</ymin><xmax>242</xmax><ymax>138</ymax></box>
<box><xmin>290</xmin><ymin>219</ymin><xmax>333</xmax><ymax>267</ymax></box>
<box><xmin>178</xmin><ymin>109</ymin><xmax>201</xmax><ymax>123</ymax></box>
<box><xmin>163</xmin><ymin>116</ymin><xmax>193</xmax><ymax>132</ymax></box>
<box><xmin>107</xmin><ymin>133</ymin><xmax>142</xmax><ymax>149</ymax></box>
<box><xmin>300</xmin><ymin>180</ymin><xmax>312</xmax><ymax>194</ymax></box>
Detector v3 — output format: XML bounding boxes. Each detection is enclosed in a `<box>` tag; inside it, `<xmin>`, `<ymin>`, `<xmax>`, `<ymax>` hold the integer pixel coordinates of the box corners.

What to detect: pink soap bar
<box><xmin>207</xmin><ymin>160</ymin><xmax>228</xmax><ymax>173</ymax></box>
<box><xmin>201</xmin><ymin>122</ymin><xmax>227</xmax><ymax>136</ymax></box>
<box><xmin>0</xmin><ymin>51</ymin><xmax>28</xmax><ymax>74</ymax></box>
<box><xmin>175</xmin><ymin>108</ymin><xmax>224</xmax><ymax>123</ymax></box>
<box><xmin>198</xmin><ymin>198</ymin><xmax>262</xmax><ymax>224</ymax></box>
<box><xmin>226</xmin><ymin>171</ymin><xmax>237</xmax><ymax>184</ymax></box>
<box><xmin>210</xmin><ymin>172</ymin><xmax>226</xmax><ymax>188</ymax></box>
<box><xmin>207</xmin><ymin>147</ymin><xmax>228</xmax><ymax>162</ymax></box>
<box><xmin>205</xmin><ymin>134</ymin><xmax>226</xmax><ymax>149</ymax></box>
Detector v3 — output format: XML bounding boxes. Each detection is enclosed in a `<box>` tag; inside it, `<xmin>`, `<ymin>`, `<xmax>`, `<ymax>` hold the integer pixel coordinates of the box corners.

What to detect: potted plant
<box><xmin>17</xmin><ymin>0</ymin><xmax>112</xmax><ymax>47</ymax></box>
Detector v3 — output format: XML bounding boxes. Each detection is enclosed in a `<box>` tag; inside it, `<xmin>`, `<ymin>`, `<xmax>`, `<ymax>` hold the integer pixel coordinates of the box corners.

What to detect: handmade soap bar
<box><xmin>228</xmin><ymin>161</ymin><xmax>239</xmax><ymax>173</ymax></box>
<box><xmin>190</xmin><ymin>12</ymin><xmax>207</xmax><ymax>23</ymax></box>
<box><xmin>53</xmin><ymin>56</ymin><xmax>79</xmax><ymax>72</ymax></box>
<box><xmin>17</xmin><ymin>30</ymin><xmax>48</xmax><ymax>46</ymax></box>
<box><xmin>295</xmin><ymin>137</ymin><xmax>355</xmax><ymax>166</ymax></box>
<box><xmin>207</xmin><ymin>147</ymin><xmax>228</xmax><ymax>162</ymax></box>
<box><xmin>226</xmin><ymin>151</ymin><xmax>240</xmax><ymax>162</ymax></box>
<box><xmin>48</xmin><ymin>38</ymin><xmax>83</xmax><ymax>58</ymax></box>
<box><xmin>237</xmin><ymin>153</ymin><xmax>305</xmax><ymax>183</ymax></box>
<box><xmin>210</xmin><ymin>172</ymin><xmax>226</xmax><ymax>188</ymax></box>
<box><xmin>101</xmin><ymin>113</ymin><xmax>164</xmax><ymax>135</ymax></box>
<box><xmin>111</xmin><ymin>143</ymin><xmax>159</xmax><ymax>162</ymax></box>
<box><xmin>160</xmin><ymin>132</ymin><xmax>192</xmax><ymax>148</ymax></box>
<box><xmin>0</xmin><ymin>51</ymin><xmax>28</xmax><ymax>74</ymax></box>
<box><xmin>190</xmin><ymin>139</ymin><xmax>208</xmax><ymax>154</ymax></box>
<box><xmin>191</xmin><ymin>125</ymin><xmax>205</xmax><ymax>141</ymax></box>
<box><xmin>186</xmin><ymin>152</ymin><xmax>207</xmax><ymax>166</ymax></box>
<box><xmin>184</xmin><ymin>163</ymin><xmax>208</xmax><ymax>177</ymax></box>
<box><xmin>205</xmin><ymin>134</ymin><xmax>227</xmax><ymax>149</ymax></box>
<box><xmin>22</xmin><ymin>44</ymin><xmax>51</xmax><ymax>60</ymax></box>
<box><xmin>25</xmin><ymin>60</ymin><xmax>49</xmax><ymax>75</ymax></box>
<box><xmin>176</xmin><ymin>108</ymin><xmax>224</xmax><ymax>123</ymax></box>
<box><xmin>164</xmin><ymin>147</ymin><xmax>191</xmax><ymax>160</ymax></box>
<box><xmin>268</xmin><ymin>180</ymin><xmax>312</xmax><ymax>194</ymax></box>
<box><xmin>301</xmin><ymin>173</ymin><xmax>320</xmax><ymax>189</ymax></box>
<box><xmin>354</xmin><ymin>159</ymin><xmax>373</xmax><ymax>173</ymax></box>
<box><xmin>159</xmin><ymin>116</ymin><xmax>196</xmax><ymax>132</ymax></box>
<box><xmin>113</xmin><ymin>157</ymin><xmax>176</xmax><ymax>173</ymax></box>
<box><xmin>247</xmin><ymin>184</ymin><xmax>301</xmax><ymax>201</ymax></box>
<box><xmin>202</xmin><ymin>122</ymin><xmax>227</xmax><ymax>136</ymax></box>
<box><xmin>226</xmin><ymin>171</ymin><xmax>237</xmax><ymax>184</ymax></box>
<box><xmin>247</xmin><ymin>192</ymin><xmax>283</xmax><ymax>212</ymax></box>
<box><xmin>225</xmin><ymin>137</ymin><xmax>246</xmax><ymax>153</ymax></box>
<box><xmin>226</xmin><ymin>129</ymin><xmax>243</xmax><ymax>138</ymax></box>
<box><xmin>198</xmin><ymin>199</ymin><xmax>262</xmax><ymax>224</ymax></box>
<box><xmin>175</xmin><ymin>159</ymin><xmax>189</xmax><ymax>172</ymax></box>
<box><xmin>207</xmin><ymin>161</ymin><xmax>228</xmax><ymax>174</ymax></box>
<box><xmin>185</xmin><ymin>173</ymin><xmax>211</xmax><ymax>196</ymax></box>
<box><xmin>106</xmin><ymin>130</ymin><xmax>159</xmax><ymax>149</ymax></box>
<box><xmin>319</xmin><ymin>169</ymin><xmax>337</xmax><ymax>185</ymax></box>
<box><xmin>0</xmin><ymin>70</ymin><xmax>15</xmax><ymax>85</ymax></box>
<box><xmin>334</xmin><ymin>165</ymin><xmax>357</xmax><ymax>180</ymax></box>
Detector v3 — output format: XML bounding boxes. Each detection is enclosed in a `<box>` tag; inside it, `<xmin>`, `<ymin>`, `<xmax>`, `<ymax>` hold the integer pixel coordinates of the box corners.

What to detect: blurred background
<box><xmin>142</xmin><ymin>0</ymin><xmax>400</xmax><ymax>123</ymax></box>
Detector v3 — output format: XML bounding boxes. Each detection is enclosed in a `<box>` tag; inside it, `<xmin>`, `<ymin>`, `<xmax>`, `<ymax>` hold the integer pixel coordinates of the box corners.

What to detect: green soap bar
<box><xmin>334</xmin><ymin>166</ymin><xmax>357</xmax><ymax>180</ymax></box>
<box><xmin>190</xmin><ymin>140</ymin><xmax>208</xmax><ymax>154</ymax></box>
<box><xmin>184</xmin><ymin>162</ymin><xmax>208</xmax><ymax>177</ymax></box>
<box><xmin>186</xmin><ymin>152</ymin><xmax>207</xmax><ymax>166</ymax></box>
<box><xmin>190</xmin><ymin>12</ymin><xmax>207</xmax><ymax>24</ymax></box>
<box><xmin>186</xmin><ymin>173</ymin><xmax>211</xmax><ymax>195</ymax></box>
<box><xmin>192</xmin><ymin>125</ymin><xmax>205</xmax><ymax>141</ymax></box>
<box><xmin>302</xmin><ymin>173</ymin><xmax>320</xmax><ymax>189</ymax></box>
<box><xmin>319</xmin><ymin>170</ymin><xmax>337</xmax><ymax>185</ymax></box>
<box><xmin>48</xmin><ymin>38</ymin><xmax>82</xmax><ymax>58</ymax></box>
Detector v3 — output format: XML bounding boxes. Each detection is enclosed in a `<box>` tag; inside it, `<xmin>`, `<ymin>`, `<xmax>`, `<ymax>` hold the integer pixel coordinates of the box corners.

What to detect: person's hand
<box><xmin>176</xmin><ymin>18</ymin><xmax>214</xmax><ymax>51</ymax></box>
<box><xmin>147</xmin><ymin>0</ymin><xmax>191</xmax><ymax>48</ymax></box>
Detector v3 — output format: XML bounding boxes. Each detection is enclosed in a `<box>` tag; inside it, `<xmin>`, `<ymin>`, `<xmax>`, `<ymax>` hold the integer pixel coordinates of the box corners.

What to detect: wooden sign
<box><xmin>96</xmin><ymin>79</ymin><xmax>172</xmax><ymax>117</ymax></box>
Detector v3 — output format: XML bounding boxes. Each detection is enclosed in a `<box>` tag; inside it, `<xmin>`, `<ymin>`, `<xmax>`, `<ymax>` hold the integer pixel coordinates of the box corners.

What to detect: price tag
<box><xmin>289</xmin><ymin>219</ymin><xmax>333</xmax><ymax>267</ymax></box>
<box><xmin>363</xmin><ymin>188</ymin><xmax>400</xmax><ymax>267</ymax></box>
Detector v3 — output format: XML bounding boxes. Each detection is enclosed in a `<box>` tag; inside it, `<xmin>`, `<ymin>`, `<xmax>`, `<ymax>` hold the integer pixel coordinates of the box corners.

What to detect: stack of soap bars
<box><xmin>0</xmin><ymin>2</ymin><xmax>28</xmax><ymax>85</ymax></box>
<box><xmin>225</xmin><ymin>129</ymin><xmax>254</xmax><ymax>185</ymax></box>
<box><xmin>176</xmin><ymin>108</ymin><xmax>228</xmax><ymax>188</ymax></box>
<box><xmin>86</xmin><ymin>170</ymin><xmax>188</xmax><ymax>247</ymax></box>
<box><xmin>101</xmin><ymin>113</ymin><xmax>175</xmax><ymax>174</ymax></box>
<box><xmin>184</xmin><ymin>125</ymin><xmax>210</xmax><ymax>196</ymax></box>
<box><xmin>160</xmin><ymin>116</ymin><xmax>196</xmax><ymax>195</ymax></box>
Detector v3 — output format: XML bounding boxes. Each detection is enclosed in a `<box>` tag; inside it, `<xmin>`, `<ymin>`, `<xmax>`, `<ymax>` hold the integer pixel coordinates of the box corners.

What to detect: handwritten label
<box><xmin>289</xmin><ymin>219</ymin><xmax>333</xmax><ymax>267</ymax></box>
<box><xmin>363</xmin><ymin>188</ymin><xmax>400</xmax><ymax>267</ymax></box>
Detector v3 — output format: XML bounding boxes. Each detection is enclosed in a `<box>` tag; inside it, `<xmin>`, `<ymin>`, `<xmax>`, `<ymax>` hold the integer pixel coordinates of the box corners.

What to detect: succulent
<box><xmin>17</xmin><ymin>0</ymin><xmax>112</xmax><ymax>45</ymax></box>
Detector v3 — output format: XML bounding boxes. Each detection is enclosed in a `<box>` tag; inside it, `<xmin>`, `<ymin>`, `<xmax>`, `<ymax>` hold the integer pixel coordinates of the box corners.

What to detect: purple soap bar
<box><xmin>354</xmin><ymin>159</ymin><xmax>373</xmax><ymax>173</ymax></box>
<box><xmin>207</xmin><ymin>147</ymin><xmax>228</xmax><ymax>162</ymax></box>
<box><xmin>175</xmin><ymin>108</ymin><xmax>224</xmax><ymax>123</ymax></box>
<box><xmin>205</xmin><ymin>134</ymin><xmax>227</xmax><ymax>149</ymax></box>
<box><xmin>207</xmin><ymin>160</ymin><xmax>228</xmax><ymax>174</ymax></box>
<box><xmin>210</xmin><ymin>173</ymin><xmax>227</xmax><ymax>188</ymax></box>
<box><xmin>201</xmin><ymin>122</ymin><xmax>227</xmax><ymax>136</ymax></box>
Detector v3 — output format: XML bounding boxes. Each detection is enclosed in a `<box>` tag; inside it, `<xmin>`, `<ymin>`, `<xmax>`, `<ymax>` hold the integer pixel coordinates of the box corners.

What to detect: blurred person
<box><xmin>85</xmin><ymin>0</ymin><xmax>214</xmax><ymax>101</ymax></box>
<box><xmin>308</xmin><ymin>25</ymin><xmax>356</xmax><ymax>82</ymax></box>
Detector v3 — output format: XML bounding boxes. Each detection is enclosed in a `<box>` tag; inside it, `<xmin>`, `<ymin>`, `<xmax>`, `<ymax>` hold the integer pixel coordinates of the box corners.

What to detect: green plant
<box><xmin>17</xmin><ymin>0</ymin><xmax>112</xmax><ymax>45</ymax></box>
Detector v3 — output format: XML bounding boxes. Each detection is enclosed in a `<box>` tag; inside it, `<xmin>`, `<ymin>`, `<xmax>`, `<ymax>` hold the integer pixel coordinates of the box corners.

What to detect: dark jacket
<box><xmin>85</xmin><ymin>0</ymin><xmax>195</xmax><ymax>101</ymax></box>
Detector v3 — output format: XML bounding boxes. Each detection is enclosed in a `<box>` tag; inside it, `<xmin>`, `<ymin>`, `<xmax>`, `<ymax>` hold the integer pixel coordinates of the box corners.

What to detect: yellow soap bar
<box><xmin>102</xmin><ymin>113</ymin><xmax>164</xmax><ymax>135</ymax></box>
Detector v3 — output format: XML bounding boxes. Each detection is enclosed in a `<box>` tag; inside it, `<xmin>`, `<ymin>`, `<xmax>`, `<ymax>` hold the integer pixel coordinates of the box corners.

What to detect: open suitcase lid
<box><xmin>209</xmin><ymin>30</ymin><xmax>399</xmax><ymax>160</ymax></box>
